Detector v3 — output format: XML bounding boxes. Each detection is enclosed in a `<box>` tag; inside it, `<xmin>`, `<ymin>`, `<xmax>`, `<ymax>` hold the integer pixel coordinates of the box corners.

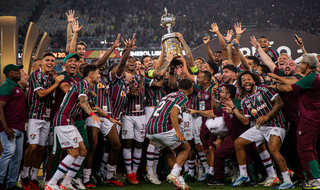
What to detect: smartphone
<box><xmin>173</xmin><ymin>134</ymin><xmax>185</xmax><ymax>143</ymax></box>
<box><xmin>294</xmin><ymin>34</ymin><xmax>301</xmax><ymax>45</ymax></box>
<box><xmin>231</xmin><ymin>41</ymin><xmax>239</xmax><ymax>49</ymax></box>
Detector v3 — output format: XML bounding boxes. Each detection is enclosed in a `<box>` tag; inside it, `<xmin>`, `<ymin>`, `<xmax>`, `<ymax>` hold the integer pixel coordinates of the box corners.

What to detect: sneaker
<box><xmin>275</xmin><ymin>181</ymin><xmax>294</xmax><ymax>189</ymax></box>
<box><xmin>303</xmin><ymin>179</ymin><xmax>320</xmax><ymax>189</ymax></box>
<box><xmin>181</xmin><ymin>183</ymin><xmax>190</xmax><ymax>190</ymax></box>
<box><xmin>167</xmin><ymin>174</ymin><xmax>183</xmax><ymax>189</ymax></box>
<box><xmin>83</xmin><ymin>182</ymin><xmax>96</xmax><ymax>189</ymax></box>
<box><xmin>244</xmin><ymin>181</ymin><xmax>258</xmax><ymax>186</ymax></box>
<box><xmin>127</xmin><ymin>173</ymin><xmax>139</xmax><ymax>185</ymax></box>
<box><xmin>44</xmin><ymin>184</ymin><xmax>60</xmax><ymax>190</ymax></box>
<box><xmin>231</xmin><ymin>175</ymin><xmax>250</xmax><ymax>187</ymax></box>
<box><xmin>262</xmin><ymin>177</ymin><xmax>281</xmax><ymax>186</ymax></box>
<box><xmin>232</xmin><ymin>170</ymin><xmax>239</xmax><ymax>183</ymax></box>
<box><xmin>94</xmin><ymin>171</ymin><xmax>105</xmax><ymax>185</ymax></box>
<box><xmin>60</xmin><ymin>183</ymin><xmax>77</xmax><ymax>190</ymax></box>
<box><xmin>207</xmin><ymin>179</ymin><xmax>224</xmax><ymax>186</ymax></box>
<box><xmin>197</xmin><ymin>170</ymin><xmax>204</xmax><ymax>180</ymax></box>
<box><xmin>30</xmin><ymin>180</ymin><xmax>40</xmax><ymax>190</ymax></box>
<box><xmin>105</xmin><ymin>177</ymin><xmax>124</xmax><ymax>187</ymax></box>
<box><xmin>183</xmin><ymin>174</ymin><xmax>194</xmax><ymax>183</ymax></box>
<box><xmin>202</xmin><ymin>174</ymin><xmax>213</xmax><ymax>184</ymax></box>
<box><xmin>197</xmin><ymin>172</ymin><xmax>208</xmax><ymax>182</ymax></box>
<box><xmin>293</xmin><ymin>178</ymin><xmax>305</xmax><ymax>186</ymax></box>
<box><xmin>21</xmin><ymin>177</ymin><xmax>31</xmax><ymax>190</ymax></box>
<box><xmin>71</xmin><ymin>178</ymin><xmax>86</xmax><ymax>190</ymax></box>
<box><xmin>146</xmin><ymin>174</ymin><xmax>161</xmax><ymax>185</ymax></box>
<box><xmin>288</xmin><ymin>169</ymin><xmax>295</xmax><ymax>178</ymax></box>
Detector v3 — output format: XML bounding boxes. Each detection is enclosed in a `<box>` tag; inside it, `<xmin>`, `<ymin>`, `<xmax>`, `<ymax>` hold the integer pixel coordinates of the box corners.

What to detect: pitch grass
<box><xmin>93</xmin><ymin>179</ymin><xmax>303</xmax><ymax>190</ymax></box>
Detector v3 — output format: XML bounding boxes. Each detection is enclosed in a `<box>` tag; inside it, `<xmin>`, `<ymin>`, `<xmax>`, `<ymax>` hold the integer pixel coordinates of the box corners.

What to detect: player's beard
<box><xmin>244</xmin><ymin>83</ymin><xmax>255</xmax><ymax>93</ymax></box>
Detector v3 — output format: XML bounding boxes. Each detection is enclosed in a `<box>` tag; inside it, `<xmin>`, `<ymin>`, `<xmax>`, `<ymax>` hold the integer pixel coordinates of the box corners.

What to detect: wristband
<box><xmin>227</xmin><ymin>41</ymin><xmax>231</xmax><ymax>44</ymax></box>
<box><xmin>89</xmin><ymin>112</ymin><xmax>95</xmax><ymax>117</ymax></box>
<box><xmin>237</xmin><ymin>35</ymin><xmax>241</xmax><ymax>37</ymax></box>
<box><xmin>232</xmin><ymin>105</ymin><xmax>236</xmax><ymax>110</ymax></box>
<box><xmin>106</xmin><ymin>115</ymin><xmax>111</xmax><ymax>119</ymax></box>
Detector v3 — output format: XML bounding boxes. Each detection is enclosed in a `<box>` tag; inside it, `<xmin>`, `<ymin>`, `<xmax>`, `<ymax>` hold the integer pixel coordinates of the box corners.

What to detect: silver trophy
<box><xmin>161</xmin><ymin>8</ymin><xmax>182</xmax><ymax>57</ymax></box>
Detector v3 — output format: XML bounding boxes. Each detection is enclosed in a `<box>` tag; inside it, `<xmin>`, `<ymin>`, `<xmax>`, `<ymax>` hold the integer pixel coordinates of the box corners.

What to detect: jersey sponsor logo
<box><xmin>256</xmin><ymin>103</ymin><xmax>267</xmax><ymax>112</ymax></box>
<box><xmin>30</xmin><ymin>134</ymin><xmax>36</xmax><ymax>140</ymax></box>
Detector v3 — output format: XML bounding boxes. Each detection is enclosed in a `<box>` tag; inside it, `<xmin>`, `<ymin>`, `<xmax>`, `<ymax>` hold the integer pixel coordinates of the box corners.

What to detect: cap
<box><xmin>64</xmin><ymin>53</ymin><xmax>80</xmax><ymax>63</ymax></box>
<box><xmin>3</xmin><ymin>64</ymin><xmax>23</xmax><ymax>74</ymax></box>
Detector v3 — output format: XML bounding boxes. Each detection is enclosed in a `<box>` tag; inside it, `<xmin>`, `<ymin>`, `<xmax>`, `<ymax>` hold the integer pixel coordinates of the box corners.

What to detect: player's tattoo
<box><xmin>269</xmin><ymin>135</ymin><xmax>275</xmax><ymax>145</ymax></box>
<box><xmin>79</xmin><ymin>96</ymin><xmax>94</xmax><ymax>114</ymax></box>
<box><xmin>153</xmin><ymin>60</ymin><xmax>170</xmax><ymax>78</ymax></box>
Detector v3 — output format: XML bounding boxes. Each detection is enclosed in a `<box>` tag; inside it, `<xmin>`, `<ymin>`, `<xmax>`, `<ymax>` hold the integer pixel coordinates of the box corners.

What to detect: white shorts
<box><xmin>27</xmin><ymin>119</ymin><xmax>51</xmax><ymax>146</ymax></box>
<box><xmin>181</xmin><ymin>113</ymin><xmax>193</xmax><ymax>141</ymax></box>
<box><xmin>147</xmin><ymin>129</ymin><xmax>183</xmax><ymax>150</ymax></box>
<box><xmin>145</xmin><ymin>107</ymin><xmax>155</xmax><ymax>123</ymax></box>
<box><xmin>239</xmin><ymin>126</ymin><xmax>286</xmax><ymax>148</ymax></box>
<box><xmin>192</xmin><ymin>116</ymin><xmax>202</xmax><ymax>145</ymax></box>
<box><xmin>85</xmin><ymin>117</ymin><xmax>114</xmax><ymax>137</ymax></box>
<box><xmin>54</xmin><ymin>125</ymin><xmax>83</xmax><ymax>149</ymax></box>
<box><xmin>121</xmin><ymin>115</ymin><xmax>146</xmax><ymax>142</ymax></box>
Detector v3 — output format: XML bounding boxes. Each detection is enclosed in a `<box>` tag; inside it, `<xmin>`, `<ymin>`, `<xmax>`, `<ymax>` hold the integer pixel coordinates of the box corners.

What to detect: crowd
<box><xmin>2</xmin><ymin>6</ymin><xmax>320</xmax><ymax>190</ymax></box>
<box><xmin>13</xmin><ymin>0</ymin><xmax>320</xmax><ymax>50</ymax></box>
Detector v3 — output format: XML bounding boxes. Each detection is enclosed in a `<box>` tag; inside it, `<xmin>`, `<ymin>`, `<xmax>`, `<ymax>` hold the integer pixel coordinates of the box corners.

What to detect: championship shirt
<box><xmin>241</xmin><ymin>85</ymin><xmax>286</xmax><ymax>128</ymax></box>
<box><xmin>123</xmin><ymin>74</ymin><xmax>145</xmax><ymax>116</ymax></box>
<box><xmin>291</xmin><ymin>71</ymin><xmax>320</xmax><ymax>125</ymax></box>
<box><xmin>52</xmin><ymin>71</ymin><xmax>82</xmax><ymax>117</ymax></box>
<box><xmin>27</xmin><ymin>68</ymin><xmax>54</xmax><ymax>121</ymax></box>
<box><xmin>273</xmin><ymin>67</ymin><xmax>301</xmax><ymax>123</ymax></box>
<box><xmin>254</xmin><ymin>46</ymin><xmax>279</xmax><ymax>64</ymax></box>
<box><xmin>145</xmin><ymin>76</ymin><xmax>166</xmax><ymax>107</ymax></box>
<box><xmin>147</xmin><ymin>91</ymin><xmax>188</xmax><ymax>134</ymax></box>
<box><xmin>213</xmin><ymin>99</ymin><xmax>249</xmax><ymax>139</ymax></box>
<box><xmin>91</xmin><ymin>74</ymin><xmax>112</xmax><ymax>117</ymax></box>
<box><xmin>0</xmin><ymin>78</ymin><xmax>26</xmax><ymax>132</ymax></box>
<box><xmin>110</xmin><ymin>74</ymin><xmax>127</xmax><ymax>120</ymax></box>
<box><xmin>53</xmin><ymin>79</ymin><xmax>92</xmax><ymax>126</ymax></box>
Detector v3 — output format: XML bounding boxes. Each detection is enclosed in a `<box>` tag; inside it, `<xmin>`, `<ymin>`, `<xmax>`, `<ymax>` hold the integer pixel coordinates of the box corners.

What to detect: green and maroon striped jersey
<box><xmin>110</xmin><ymin>74</ymin><xmax>127</xmax><ymax>120</ymax></box>
<box><xmin>53</xmin><ymin>79</ymin><xmax>92</xmax><ymax>126</ymax></box>
<box><xmin>91</xmin><ymin>74</ymin><xmax>112</xmax><ymax>117</ymax></box>
<box><xmin>147</xmin><ymin>91</ymin><xmax>188</xmax><ymax>134</ymax></box>
<box><xmin>123</xmin><ymin>74</ymin><xmax>145</xmax><ymax>116</ymax></box>
<box><xmin>192</xmin><ymin>83</ymin><xmax>214</xmax><ymax>111</ymax></box>
<box><xmin>27</xmin><ymin>68</ymin><xmax>54</xmax><ymax>121</ymax></box>
<box><xmin>241</xmin><ymin>85</ymin><xmax>286</xmax><ymax>128</ymax></box>
<box><xmin>53</xmin><ymin>71</ymin><xmax>82</xmax><ymax>117</ymax></box>
<box><xmin>145</xmin><ymin>76</ymin><xmax>166</xmax><ymax>107</ymax></box>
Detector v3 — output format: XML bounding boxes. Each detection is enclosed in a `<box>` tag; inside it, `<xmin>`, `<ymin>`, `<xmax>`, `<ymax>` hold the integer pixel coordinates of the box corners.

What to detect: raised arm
<box><xmin>233</xmin><ymin>22</ymin><xmax>246</xmax><ymax>43</ymax></box>
<box><xmin>295</xmin><ymin>35</ymin><xmax>307</xmax><ymax>54</ymax></box>
<box><xmin>175</xmin><ymin>32</ymin><xmax>196</xmax><ymax>68</ymax></box>
<box><xmin>115</xmin><ymin>34</ymin><xmax>136</xmax><ymax>77</ymax></box>
<box><xmin>176</xmin><ymin>56</ymin><xmax>196</xmax><ymax>82</ymax></box>
<box><xmin>69</xmin><ymin>20</ymin><xmax>83</xmax><ymax>54</ymax></box>
<box><xmin>267</xmin><ymin>73</ymin><xmax>298</xmax><ymax>85</ymax></box>
<box><xmin>65</xmin><ymin>10</ymin><xmax>78</xmax><ymax>53</ymax></box>
<box><xmin>152</xmin><ymin>51</ymin><xmax>175</xmax><ymax>79</ymax></box>
<box><xmin>187</xmin><ymin>109</ymin><xmax>217</xmax><ymax>118</ymax></box>
<box><xmin>203</xmin><ymin>36</ymin><xmax>215</xmax><ymax>61</ymax></box>
<box><xmin>155</xmin><ymin>44</ymin><xmax>165</xmax><ymax>70</ymax></box>
<box><xmin>223</xmin><ymin>30</ymin><xmax>234</xmax><ymax>64</ymax></box>
<box><xmin>234</xmin><ymin>39</ymin><xmax>250</xmax><ymax>71</ymax></box>
<box><xmin>209</xmin><ymin>23</ymin><xmax>228</xmax><ymax>59</ymax></box>
<box><xmin>250</xmin><ymin>36</ymin><xmax>276</xmax><ymax>72</ymax></box>
<box><xmin>95</xmin><ymin>34</ymin><xmax>121</xmax><ymax>68</ymax></box>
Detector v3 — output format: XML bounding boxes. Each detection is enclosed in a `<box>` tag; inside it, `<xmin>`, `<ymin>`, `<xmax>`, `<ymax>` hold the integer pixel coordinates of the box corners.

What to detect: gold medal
<box><xmin>251</xmin><ymin>109</ymin><xmax>257</xmax><ymax>116</ymax></box>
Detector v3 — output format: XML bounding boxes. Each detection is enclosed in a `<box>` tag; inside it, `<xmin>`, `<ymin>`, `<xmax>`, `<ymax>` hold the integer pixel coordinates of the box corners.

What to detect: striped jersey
<box><xmin>254</xmin><ymin>46</ymin><xmax>279</xmax><ymax>64</ymax></box>
<box><xmin>147</xmin><ymin>91</ymin><xmax>188</xmax><ymax>134</ymax></box>
<box><xmin>52</xmin><ymin>71</ymin><xmax>82</xmax><ymax>117</ymax></box>
<box><xmin>192</xmin><ymin>83</ymin><xmax>214</xmax><ymax>111</ymax></box>
<box><xmin>53</xmin><ymin>79</ymin><xmax>92</xmax><ymax>126</ymax></box>
<box><xmin>240</xmin><ymin>85</ymin><xmax>286</xmax><ymax>128</ymax></box>
<box><xmin>91</xmin><ymin>73</ymin><xmax>112</xmax><ymax>117</ymax></box>
<box><xmin>123</xmin><ymin>74</ymin><xmax>145</xmax><ymax>116</ymax></box>
<box><xmin>110</xmin><ymin>74</ymin><xmax>127</xmax><ymax>120</ymax></box>
<box><xmin>27</xmin><ymin>68</ymin><xmax>54</xmax><ymax>121</ymax></box>
<box><xmin>145</xmin><ymin>76</ymin><xmax>166</xmax><ymax>107</ymax></box>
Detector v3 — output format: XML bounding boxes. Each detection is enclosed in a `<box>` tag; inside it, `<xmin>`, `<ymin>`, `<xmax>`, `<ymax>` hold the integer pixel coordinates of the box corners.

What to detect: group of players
<box><xmin>1</xmin><ymin>9</ymin><xmax>320</xmax><ymax>190</ymax></box>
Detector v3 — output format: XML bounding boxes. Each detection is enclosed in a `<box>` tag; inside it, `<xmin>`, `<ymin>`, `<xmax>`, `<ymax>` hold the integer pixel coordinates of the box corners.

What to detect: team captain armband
<box><xmin>106</xmin><ymin>114</ymin><xmax>111</xmax><ymax>119</ymax></box>
<box><xmin>147</xmin><ymin>69</ymin><xmax>154</xmax><ymax>78</ymax></box>
<box><xmin>190</xmin><ymin>65</ymin><xmax>198</xmax><ymax>73</ymax></box>
<box><xmin>89</xmin><ymin>112</ymin><xmax>95</xmax><ymax>117</ymax></box>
